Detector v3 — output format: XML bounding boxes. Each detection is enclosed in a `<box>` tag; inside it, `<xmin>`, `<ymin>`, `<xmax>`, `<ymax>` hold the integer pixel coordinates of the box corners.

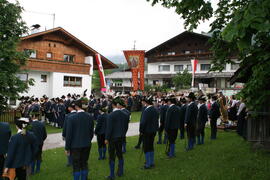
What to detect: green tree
<box><xmin>172</xmin><ymin>69</ymin><xmax>192</xmax><ymax>89</ymax></box>
<box><xmin>147</xmin><ymin>0</ymin><xmax>270</xmax><ymax>112</ymax></box>
<box><xmin>0</xmin><ymin>0</ymin><xmax>33</xmax><ymax>113</ymax></box>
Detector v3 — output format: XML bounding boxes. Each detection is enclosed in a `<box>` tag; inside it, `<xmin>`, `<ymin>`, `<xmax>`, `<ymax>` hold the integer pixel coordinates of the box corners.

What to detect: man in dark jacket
<box><xmin>139</xmin><ymin>97</ymin><xmax>159</xmax><ymax>169</ymax></box>
<box><xmin>117</xmin><ymin>99</ymin><xmax>130</xmax><ymax>153</ymax></box>
<box><xmin>165</xmin><ymin>97</ymin><xmax>181</xmax><ymax>157</ymax></box>
<box><xmin>196</xmin><ymin>96</ymin><xmax>208</xmax><ymax>144</ymax></box>
<box><xmin>105</xmin><ymin>97</ymin><xmax>129</xmax><ymax>179</ymax></box>
<box><xmin>95</xmin><ymin>108</ymin><xmax>108</xmax><ymax>160</ymax></box>
<box><xmin>65</xmin><ymin>100</ymin><xmax>94</xmax><ymax>180</ymax></box>
<box><xmin>209</xmin><ymin>96</ymin><xmax>220</xmax><ymax>140</ymax></box>
<box><xmin>179</xmin><ymin>98</ymin><xmax>187</xmax><ymax>139</ymax></box>
<box><xmin>0</xmin><ymin>122</ymin><xmax>11</xmax><ymax>179</ymax></box>
<box><xmin>30</xmin><ymin>112</ymin><xmax>47</xmax><ymax>174</ymax></box>
<box><xmin>134</xmin><ymin>98</ymin><xmax>147</xmax><ymax>149</ymax></box>
<box><xmin>62</xmin><ymin>103</ymin><xmax>76</xmax><ymax>167</ymax></box>
<box><xmin>157</xmin><ymin>98</ymin><xmax>168</xmax><ymax>144</ymax></box>
<box><xmin>185</xmin><ymin>92</ymin><xmax>198</xmax><ymax>151</ymax></box>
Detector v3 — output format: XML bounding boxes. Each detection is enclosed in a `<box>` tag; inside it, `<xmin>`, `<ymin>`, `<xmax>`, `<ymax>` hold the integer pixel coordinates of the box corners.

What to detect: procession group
<box><xmin>0</xmin><ymin>90</ymin><xmax>247</xmax><ymax>180</ymax></box>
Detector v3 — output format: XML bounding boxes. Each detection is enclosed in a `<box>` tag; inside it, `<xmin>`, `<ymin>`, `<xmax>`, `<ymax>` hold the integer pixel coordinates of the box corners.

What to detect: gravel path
<box><xmin>43</xmin><ymin>122</ymin><xmax>140</xmax><ymax>150</ymax></box>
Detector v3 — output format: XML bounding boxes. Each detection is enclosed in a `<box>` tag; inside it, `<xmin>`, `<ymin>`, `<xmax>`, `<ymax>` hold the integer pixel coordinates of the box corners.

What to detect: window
<box><xmin>158</xmin><ymin>65</ymin><xmax>170</xmax><ymax>72</ymax></box>
<box><xmin>17</xmin><ymin>73</ymin><xmax>28</xmax><ymax>81</ymax></box>
<box><xmin>185</xmin><ymin>50</ymin><xmax>191</xmax><ymax>54</ymax></box>
<box><xmin>9</xmin><ymin>98</ymin><xmax>16</xmax><ymax>106</ymax></box>
<box><xmin>24</xmin><ymin>49</ymin><xmax>37</xmax><ymax>58</ymax></box>
<box><xmin>174</xmin><ymin>65</ymin><xmax>184</xmax><ymax>72</ymax></box>
<box><xmin>231</xmin><ymin>63</ymin><xmax>239</xmax><ymax>70</ymax></box>
<box><xmin>201</xmin><ymin>64</ymin><xmax>211</xmax><ymax>71</ymax></box>
<box><xmin>41</xmin><ymin>75</ymin><xmax>47</xmax><ymax>82</ymax></box>
<box><xmin>167</xmin><ymin>52</ymin><xmax>175</xmax><ymax>55</ymax></box>
<box><xmin>64</xmin><ymin>54</ymin><xmax>74</xmax><ymax>63</ymax></box>
<box><xmin>63</xmin><ymin>76</ymin><xmax>82</xmax><ymax>87</ymax></box>
<box><xmin>186</xmin><ymin>64</ymin><xmax>192</xmax><ymax>71</ymax></box>
<box><xmin>46</xmin><ymin>52</ymin><xmax>52</xmax><ymax>59</ymax></box>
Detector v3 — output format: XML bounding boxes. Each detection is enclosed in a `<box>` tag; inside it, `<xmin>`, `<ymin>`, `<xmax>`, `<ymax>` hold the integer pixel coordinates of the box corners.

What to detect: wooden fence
<box><xmin>0</xmin><ymin>110</ymin><xmax>21</xmax><ymax>123</ymax></box>
<box><xmin>247</xmin><ymin>112</ymin><xmax>270</xmax><ymax>146</ymax></box>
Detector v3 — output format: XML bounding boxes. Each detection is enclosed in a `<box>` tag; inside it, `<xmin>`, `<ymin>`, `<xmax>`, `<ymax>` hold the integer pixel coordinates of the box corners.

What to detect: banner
<box><xmin>191</xmin><ymin>59</ymin><xmax>198</xmax><ymax>87</ymax></box>
<box><xmin>95</xmin><ymin>54</ymin><xmax>106</xmax><ymax>91</ymax></box>
<box><xmin>123</xmin><ymin>50</ymin><xmax>145</xmax><ymax>91</ymax></box>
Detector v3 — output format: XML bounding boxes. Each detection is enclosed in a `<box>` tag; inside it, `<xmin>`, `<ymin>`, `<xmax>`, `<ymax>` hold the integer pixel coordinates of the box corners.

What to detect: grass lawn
<box><xmin>31</xmin><ymin>129</ymin><xmax>270</xmax><ymax>180</ymax></box>
<box><xmin>130</xmin><ymin>111</ymin><xmax>141</xmax><ymax>123</ymax></box>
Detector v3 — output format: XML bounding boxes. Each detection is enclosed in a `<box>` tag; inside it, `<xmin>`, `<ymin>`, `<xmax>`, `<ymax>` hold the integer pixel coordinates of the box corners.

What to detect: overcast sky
<box><xmin>17</xmin><ymin>0</ymin><xmax>213</xmax><ymax>63</ymax></box>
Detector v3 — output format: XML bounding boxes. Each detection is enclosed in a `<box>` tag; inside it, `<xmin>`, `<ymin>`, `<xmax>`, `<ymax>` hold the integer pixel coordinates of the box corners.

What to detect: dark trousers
<box><xmin>71</xmin><ymin>146</ymin><xmax>91</xmax><ymax>172</ymax></box>
<box><xmin>97</xmin><ymin>134</ymin><xmax>106</xmax><ymax>149</ymax></box>
<box><xmin>136</xmin><ymin>134</ymin><xmax>143</xmax><ymax>147</ymax></box>
<box><xmin>167</xmin><ymin>129</ymin><xmax>178</xmax><ymax>145</ymax></box>
<box><xmin>34</xmin><ymin>144</ymin><xmax>43</xmax><ymax>161</ymax></box>
<box><xmin>143</xmin><ymin>133</ymin><xmax>156</xmax><ymax>153</ymax></box>
<box><xmin>158</xmin><ymin>123</ymin><xmax>165</xmax><ymax>135</ymax></box>
<box><xmin>45</xmin><ymin>112</ymin><xmax>52</xmax><ymax>123</ymax></box>
<box><xmin>179</xmin><ymin>120</ymin><xmax>185</xmax><ymax>138</ymax></box>
<box><xmin>186</xmin><ymin>123</ymin><xmax>195</xmax><ymax>140</ymax></box>
<box><xmin>197</xmin><ymin>124</ymin><xmax>206</xmax><ymax>137</ymax></box>
<box><xmin>15</xmin><ymin>167</ymin><xmax>27</xmax><ymax>180</ymax></box>
<box><xmin>108</xmin><ymin>138</ymin><xmax>124</xmax><ymax>162</ymax></box>
<box><xmin>210</xmin><ymin>118</ymin><xmax>217</xmax><ymax>139</ymax></box>
<box><xmin>0</xmin><ymin>154</ymin><xmax>4</xmax><ymax>178</ymax></box>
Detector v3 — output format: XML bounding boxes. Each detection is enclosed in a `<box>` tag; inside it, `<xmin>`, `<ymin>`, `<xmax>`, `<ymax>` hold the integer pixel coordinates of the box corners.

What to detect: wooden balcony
<box><xmin>22</xmin><ymin>58</ymin><xmax>90</xmax><ymax>75</ymax></box>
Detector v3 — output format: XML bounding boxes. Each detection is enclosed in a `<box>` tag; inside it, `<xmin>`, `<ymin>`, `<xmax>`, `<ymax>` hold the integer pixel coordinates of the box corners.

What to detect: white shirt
<box><xmin>146</xmin><ymin>105</ymin><xmax>152</xmax><ymax>110</ymax></box>
<box><xmin>77</xmin><ymin>109</ymin><xmax>84</xmax><ymax>113</ymax></box>
<box><xmin>113</xmin><ymin>108</ymin><xmax>119</xmax><ymax>112</ymax></box>
<box><xmin>70</xmin><ymin>110</ymin><xmax>76</xmax><ymax>113</ymax></box>
<box><xmin>237</xmin><ymin>103</ymin><xmax>246</xmax><ymax>115</ymax></box>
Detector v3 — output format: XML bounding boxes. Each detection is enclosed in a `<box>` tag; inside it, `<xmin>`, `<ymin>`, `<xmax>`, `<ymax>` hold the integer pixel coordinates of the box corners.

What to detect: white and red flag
<box><xmin>191</xmin><ymin>59</ymin><xmax>198</xmax><ymax>87</ymax></box>
<box><xmin>95</xmin><ymin>54</ymin><xmax>106</xmax><ymax>91</ymax></box>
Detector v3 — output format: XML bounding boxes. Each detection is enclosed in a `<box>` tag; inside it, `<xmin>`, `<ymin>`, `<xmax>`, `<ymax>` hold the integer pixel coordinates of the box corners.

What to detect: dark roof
<box><xmin>21</xmin><ymin>27</ymin><xmax>118</xmax><ymax>69</ymax></box>
<box><xmin>146</xmin><ymin>31</ymin><xmax>211</xmax><ymax>56</ymax></box>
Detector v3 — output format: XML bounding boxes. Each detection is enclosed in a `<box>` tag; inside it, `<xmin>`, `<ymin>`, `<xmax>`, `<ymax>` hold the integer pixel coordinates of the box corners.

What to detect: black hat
<box><xmin>212</xmin><ymin>95</ymin><xmax>218</xmax><ymax>101</ymax></box>
<box><xmin>67</xmin><ymin>93</ymin><xmax>71</xmax><ymax>97</ymax></box>
<box><xmin>15</xmin><ymin>117</ymin><xmax>30</xmax><ymax>130</ymax></box>
<box><xmin>145</xmin><ymin>96</ymin><xmax>153</xmax><ymax>105</ymax></box>
<box><xmin>100</xmin><ymin>107</ymin><xmax>108</xmax><ymax>113</ymax></box>
<box><xmin>187</xmin><ymin>92</ymin><xmax>196</xmax><ymax>101</ymax></box>
<box><xmin>198</xmin><ymin>96</ymin><xmax>207</xmax><ymax>102</ymax></box>
<box><xmin>68</xmin><ymin>102</ymin><xmax>76</xmax><ymax>109</ymax></box>
<box><xmin>167</xmin><ymin>96</ymin><xmax>177</xmax><ymax>104</ymax></box>
<box><xmin>180</xmin><ymin>97</ymin><xmax>187</xmax><ymax>103</ymax></box>
<box><xmin>61</xmin><ymin>95</ymin><xmax>66</xmax><ymax>99</ymax></box>
<box><xmin>74</xmin><ymin>99</ymin><xmax>82</xmax><ymax>108</ymax></box>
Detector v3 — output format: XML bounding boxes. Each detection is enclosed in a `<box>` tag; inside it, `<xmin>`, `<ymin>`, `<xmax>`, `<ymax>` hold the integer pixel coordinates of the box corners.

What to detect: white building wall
<box><xmin>20</xmin><ymin>70</ymin><xmax>50</xmax><ymax>98</ymax></box>
<box><xmin>51</xmin><ymin>72</ymin><xmax>92</xmax><ymax>98</ymax></box>
<box><xmin>147</xmin><ymin>60</ymin><xmax>237</xmax><ymax>74</ymax></box>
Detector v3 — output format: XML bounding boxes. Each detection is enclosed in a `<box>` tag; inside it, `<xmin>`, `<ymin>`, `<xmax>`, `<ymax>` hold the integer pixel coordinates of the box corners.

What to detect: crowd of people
<box><xmin>0</xmin><ymin>90</ymin><xmax>248</xmax><ymax>180</ymax></box>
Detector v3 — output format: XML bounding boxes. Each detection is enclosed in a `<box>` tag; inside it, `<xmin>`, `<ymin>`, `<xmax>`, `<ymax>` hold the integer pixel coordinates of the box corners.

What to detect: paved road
<box><xmin>43</xmin><ymin>122</ymin><xmax>140</xmax><ymax>150</ymax></box>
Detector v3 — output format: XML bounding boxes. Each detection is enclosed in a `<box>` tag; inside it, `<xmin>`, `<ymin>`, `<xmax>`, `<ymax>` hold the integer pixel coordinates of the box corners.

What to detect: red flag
<box><xmin>95</xmin><ymin>54</ymin><xmax>106</xmax><ymax>90</ymax></box>
<box><xmin>191</xmin><ymin>59</ymin><xmax>198</xmax><ymax>87</ymax></box>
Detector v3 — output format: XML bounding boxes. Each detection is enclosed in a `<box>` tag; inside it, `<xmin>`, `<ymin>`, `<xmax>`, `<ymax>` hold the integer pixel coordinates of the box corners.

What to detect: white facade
<box><xmin>20</xmin><ymin>70</ymin><xmax>92</xmax><ymax>98</ymax></box>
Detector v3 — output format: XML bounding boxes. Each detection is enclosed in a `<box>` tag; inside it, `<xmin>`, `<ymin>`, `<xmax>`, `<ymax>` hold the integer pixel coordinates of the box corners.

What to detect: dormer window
<box><xmin>64</xmin><ymin>54</ymin><xmax>74</xmax><ymax>63</ymax></box>
<box><xmin>167</xmin><ymin>52</ymin><xmax>175</xmax><ymax>55</ymax></box>
<box><xmin>24</xmin><ymin>49</ymin><xmax>37</xmax><ymax>58</ymax></box>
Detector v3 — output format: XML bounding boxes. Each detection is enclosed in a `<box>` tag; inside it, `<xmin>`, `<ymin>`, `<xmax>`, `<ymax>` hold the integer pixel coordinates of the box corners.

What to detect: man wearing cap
<box><xmin>179</xmin><ymin>98</ymin><xmax>188</xmax><ymax>139</ymax></box>
<box><xmin>140</xmin><ymin>97</ymin><xmax>159</xmax><ymax>169</ymax></box>
<box><xmin>62</xmin><ymin>102</ymin><xmax>77</xmax><ymax>167</ymax></box>
<box><xmin>105</xmin><ymin>97</ymin><xmax>129</xmax><ymax>179</ymax></box>
<box><xmin>209</xmin><ymin>96</ymin><xmax>220</xmax><ymax>140</ymax></box>
<box><xmin>44</xmin><ymin>97</ymin><xmax>52</xmax><ymax>124</ymax></box>
<box><xmin>0</xmin><ymin>122</ymin><xmax>11</xmax><ymax>179</ymax></box>
<box><xmin>30</xmin><ymin>112</ymin><xmax>47</xmax><ymax>174</ymax></box>
<box><xmin>65</xmin><ymin>100</ymin><xmax>94</xmax><ymax>180</ymax></box>
<box><xmin>197</xmin><ymin>96</ymin><xmax>208</xmax><ymax>144</ymax></box>
<box><xmin>4</xmin><ymin>118</ymin><xmax>38</xmax><ymax>180</ymax></box>
<box><xmin>134</xmin><ymin>97</ymin><xmax>147</xmax><ymax>149</ymax></box>
<box><xmin>95</xmin><ymin>107</ymin><xmax>108</xmax><ymax>160</ymax></box>
<box><xmin>157</xmin><ymin>98</ymin><xmax>168</xmax><ymax>144</ymax></box>
<box><xmin>185</xmin><ymin>92</ymin><xmax>198</xmax><ymax>151</ymax></box>
<box><xmin>117</xmin><ymin>98</ymin><xmax>130</xmax><ymax>153</ymax></box>
<box><xmin>164</xmin><ymin>97</ymin><xmax>181</xmax><ymax>158</ymax></box>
